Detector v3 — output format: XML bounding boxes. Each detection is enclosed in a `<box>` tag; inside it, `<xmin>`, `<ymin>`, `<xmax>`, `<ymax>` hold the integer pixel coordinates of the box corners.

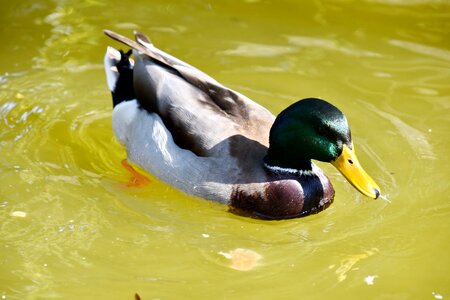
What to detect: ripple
<box><xmin>363</xmin><ymin>102</ymin><xmax>436</xmax><ymax>160</ymax></box>
<box><xmin>286</xmin><ymin>35</ymin><xmax>383</xmax><ymax>58</ymax></box>
<box><xmin>1</xmin><ymin>1</ymin><xmax>449</xmax><ymax>298</ymax></box>
<box><xmin>222</xmin><ymin>42</ymin><xmax>297</xmax><ymax>57</ymax></box>
<box><xmin>412</xmin><ymin>87</ymin><xmax>439</xmax><ymax>96</ymax></box>
<box><xmin>388</xmin><ymin>39</ymin><xmax>450</xmax><ymax>62</ymax></box>
<box><xmin>367</xmin><ymin>0</ymin><xmax>450</xmax><ymax>5</ymax></box>
<box><xmin>334</xmin><ymin>248</ymin><xmax>378</xmax><ymax>282</ymax></box>
<box><xmin>0</xmin><ymin>101</ymin><xmax>17</xmax><ymax>120</ymax></box>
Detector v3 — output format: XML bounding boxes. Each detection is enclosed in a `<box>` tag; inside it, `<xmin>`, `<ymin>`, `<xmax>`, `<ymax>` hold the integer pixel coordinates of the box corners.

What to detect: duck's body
<box><xmin>104</xmin><ymin>30</ymin><xmax>379</xmax><ymax>219</ymax></box>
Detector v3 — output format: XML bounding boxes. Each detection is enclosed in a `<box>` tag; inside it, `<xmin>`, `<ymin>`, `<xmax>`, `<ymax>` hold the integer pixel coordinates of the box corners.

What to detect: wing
<box><xmin>104</xmin><ymin>30</ymin><xmax>274</xmax><ymax>156</ymax></box>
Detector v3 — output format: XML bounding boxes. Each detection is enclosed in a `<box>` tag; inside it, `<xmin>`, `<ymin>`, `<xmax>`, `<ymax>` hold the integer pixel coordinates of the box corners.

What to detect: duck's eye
<box><xmin>316</xmin><ymin>126</ymin><xmax>334</xmax><ymax>140</ymax></box>
<box><xmin>316</xmin><ymin>126</ymin><xmax>328</xmax><ymax>136</ymax></box>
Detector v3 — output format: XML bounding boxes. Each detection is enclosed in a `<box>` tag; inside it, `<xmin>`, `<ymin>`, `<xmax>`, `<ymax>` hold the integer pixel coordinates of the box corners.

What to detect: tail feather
<box><xmin>104</xmin><ymin>46</ymin><xmax>136</xmax><ymax>107</ymax></box>
<box><xmin>134</xmin><ymin>31</ymin><xmax>153</xmax><ymax>48</ymax></box>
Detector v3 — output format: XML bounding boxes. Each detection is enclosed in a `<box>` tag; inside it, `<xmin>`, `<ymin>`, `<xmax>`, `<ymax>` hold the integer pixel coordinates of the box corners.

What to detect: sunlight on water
<box><xmin>0</xmin><ymin>0</ymin><xmax>449</xmax><ymax>299</ymax></box>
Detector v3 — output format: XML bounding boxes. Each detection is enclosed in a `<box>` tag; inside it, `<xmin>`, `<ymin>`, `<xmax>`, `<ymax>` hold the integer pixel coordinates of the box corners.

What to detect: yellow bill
<box><xmin>331</xmin><ymin>143</ymin><xmax>380</xmax><ymax>199</ymax></box>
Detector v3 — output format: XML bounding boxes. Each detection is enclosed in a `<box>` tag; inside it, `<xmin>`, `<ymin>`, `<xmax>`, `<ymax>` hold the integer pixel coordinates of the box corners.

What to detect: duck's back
<box><xmin>105</xmin><ymin>30</ymin><xmax>275</xmax><ymax>157</ymax></box>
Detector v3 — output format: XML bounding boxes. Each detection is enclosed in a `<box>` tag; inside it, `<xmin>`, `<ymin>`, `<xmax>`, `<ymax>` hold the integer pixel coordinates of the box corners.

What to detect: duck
<box><xmin>103</xmin><ymin>30</ymin><xmax>381</xmax><ymax>220</ymax></box>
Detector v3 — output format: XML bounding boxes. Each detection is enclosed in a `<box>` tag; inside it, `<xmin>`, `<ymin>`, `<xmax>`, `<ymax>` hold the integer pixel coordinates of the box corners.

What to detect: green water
<box><xmin>1</xmin><ymin>0</ymin><xmax>449</xmax><ymax>299</ymax></box>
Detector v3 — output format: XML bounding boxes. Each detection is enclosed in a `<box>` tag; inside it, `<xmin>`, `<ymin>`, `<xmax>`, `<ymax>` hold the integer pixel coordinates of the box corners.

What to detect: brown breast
<box><xmin>230</xmin><ymin>171</ymin><xmax>335</xmax><ymax>220</ymax></box>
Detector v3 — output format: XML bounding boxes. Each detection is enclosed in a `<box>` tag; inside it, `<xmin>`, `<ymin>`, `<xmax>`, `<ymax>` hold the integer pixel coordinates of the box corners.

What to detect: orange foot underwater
<box><xmin>121</xmin><ymin>159</ymin><xmax>151</xmax><ymax>187</ymax></box>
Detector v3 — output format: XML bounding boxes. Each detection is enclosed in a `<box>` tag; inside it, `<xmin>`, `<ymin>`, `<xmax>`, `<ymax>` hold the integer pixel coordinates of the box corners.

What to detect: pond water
<box><xmin>0</xmin><ymin>0</ymin><xmax>449</xmax><ymax>299</ymax></box>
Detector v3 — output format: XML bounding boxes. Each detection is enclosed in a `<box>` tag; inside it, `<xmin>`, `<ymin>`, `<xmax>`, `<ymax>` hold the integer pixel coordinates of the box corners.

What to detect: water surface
<box><xmin>0</xmin><ymin>0</ymin><xmax>449</xmax><ymax>299</ymax></box>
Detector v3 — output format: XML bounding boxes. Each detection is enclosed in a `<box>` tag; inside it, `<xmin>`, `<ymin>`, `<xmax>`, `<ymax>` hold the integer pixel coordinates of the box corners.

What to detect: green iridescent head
<box><xmin>265</xmin><ymin>98</ymin><xmax>381</xmax><ymax>199</ymax></box>
<box><xmin>265</xmin><ymin>98</ymin><xmax>351</xmax><ymax>170</ymax></box>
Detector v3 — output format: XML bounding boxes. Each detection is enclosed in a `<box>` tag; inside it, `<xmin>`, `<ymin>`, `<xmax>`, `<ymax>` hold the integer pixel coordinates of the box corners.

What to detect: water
<box><xmin>1</xmin><ymin>0</ymin><xmax>449</xmax><ymax>299</ymax></box>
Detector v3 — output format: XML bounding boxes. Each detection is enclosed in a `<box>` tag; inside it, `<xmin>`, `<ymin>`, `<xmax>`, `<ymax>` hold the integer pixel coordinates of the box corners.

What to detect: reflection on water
<box><xmin>389</xmin><ymin>39</ymin><xmax>450</xmax><ymax>62</ymax></box>
<box><xmin>286</xmin><ymin>35</ymin><xmax>382</xmax><ymax>58</ymax></box>
<box><xmin>333</xmin><ymin>248</ymin><xmax>378</xmax><ymax>282</ymax></box>
<box><xmin>222</xmin><ymin>42</ymin><xmax>297</xmax><ymax>57</ymax></box>
<box><xmin>0</xmin><ymin>0</ymin><xmax>449</xmax><ymax>299</ymax></box>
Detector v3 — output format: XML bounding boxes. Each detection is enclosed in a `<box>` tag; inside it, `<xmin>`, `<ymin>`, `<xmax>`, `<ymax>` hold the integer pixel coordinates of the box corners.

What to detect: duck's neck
<box><xmin>263</xmin><ymin>155</ymin><xmax>314</xmax><ymax>176</ymax></box>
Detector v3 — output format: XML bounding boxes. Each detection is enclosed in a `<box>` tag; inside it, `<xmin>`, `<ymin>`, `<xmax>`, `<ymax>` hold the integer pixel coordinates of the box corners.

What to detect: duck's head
<box><xmin>265</xmin><ymin>98</ymin><xmax>380</xmax><ymax>199</ymax></box>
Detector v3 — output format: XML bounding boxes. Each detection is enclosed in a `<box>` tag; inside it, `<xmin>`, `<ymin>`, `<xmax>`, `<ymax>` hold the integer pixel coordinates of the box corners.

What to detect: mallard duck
<box><xmin>103</xmin><ymin>30</ymin><xmax>380</xmax><ymax>219</ymax></box>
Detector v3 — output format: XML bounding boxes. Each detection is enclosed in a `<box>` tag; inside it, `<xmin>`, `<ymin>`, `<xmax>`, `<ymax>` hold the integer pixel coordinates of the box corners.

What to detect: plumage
<box><xmin>103</xmin><ymin>30</ymin><xmax>380</xmax><ymax>219</ymax></box>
